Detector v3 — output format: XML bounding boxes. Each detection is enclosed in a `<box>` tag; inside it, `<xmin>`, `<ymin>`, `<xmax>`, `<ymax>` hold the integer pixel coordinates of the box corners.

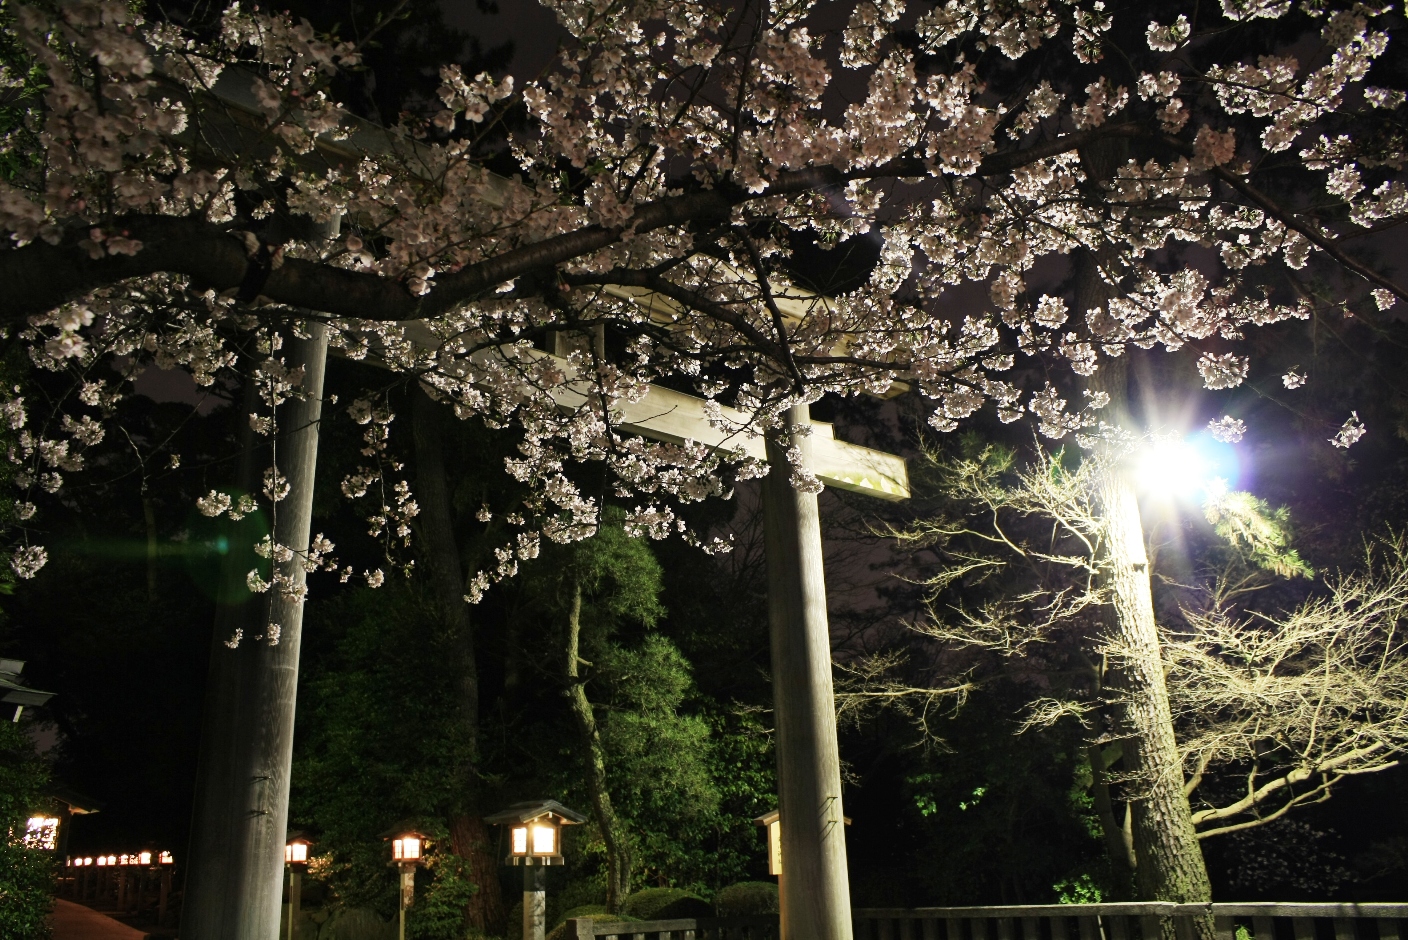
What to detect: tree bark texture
<box><xmin>182</xmin><ymin>322</ymin><xmax>329</xmax><ymax>940</ymax></box>
<box><xmin>564</xmin><ymin>580</ymin><xmax>630</xmax><ymax>912</ymax></box>
<box><xmin>411</xmin><ymin>387</ymin><xmax>505</xmax><ymax>934</ymax></box>
<box><xmin>762</xmin><ymin>404</ymin><xmax>853</xmax><ymax>940</ymax></box>
<box><xmin>1082</xmin><ymin>338</ymin><xmax>1213</xmax><ymax>926</ymax></box>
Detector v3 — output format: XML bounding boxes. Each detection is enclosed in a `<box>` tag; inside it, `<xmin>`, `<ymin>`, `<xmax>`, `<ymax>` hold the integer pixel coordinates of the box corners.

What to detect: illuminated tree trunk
<box><xmin>762</xmin><ymin>404</ymin><xmax>853</xmax><ymax>940</ymax></box>
<box><xmin>182</xmin><ymin>321</ymin><xmax>329</xmax><ymax>940</ymax></box>
<box><xmin>1084</xmin><ymin>348</ymin><xmax>1212</xmax><ymax>932</ymax></box>
<box><xmin>410</xmin><ymin>387</ymin><xmax>506</xmax><ymax>934</ymax></box>
<box><xmin>564</xmin><ymin>579</ymin><xmax>631</xmax><ymax>911</ymax></box>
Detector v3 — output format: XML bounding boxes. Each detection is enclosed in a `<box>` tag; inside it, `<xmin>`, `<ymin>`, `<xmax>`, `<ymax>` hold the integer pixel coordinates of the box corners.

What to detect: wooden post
<box><xmin>158</xmin><ymin>867</ymin><xmax>171</xmax><ymax>926</ymax></box>
<box><xmin>525</xmin><ymin>865</ymin><xmax>547</xmax><ymax>940</ymax></box>
<box><xmin>181</xmin><ymin>316</ymin><xmax>332</xmax><ymax>940</ymax></box>
<box><xmin>762</xmin><ymin>404</ymin><xmax>853</xmax><ymax>940</ymax></box>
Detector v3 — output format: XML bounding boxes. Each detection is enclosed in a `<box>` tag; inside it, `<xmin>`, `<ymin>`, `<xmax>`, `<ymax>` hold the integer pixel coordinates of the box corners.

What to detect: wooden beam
<box><xmin>411</xmin><ymin>333</ymin><xmax>910</xmax><ymax>500</ymax></box>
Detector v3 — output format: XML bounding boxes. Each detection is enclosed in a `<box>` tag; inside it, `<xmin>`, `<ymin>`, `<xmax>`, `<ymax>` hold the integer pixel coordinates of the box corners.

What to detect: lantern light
<box><xmin>139</xmin><ymin>851</ymin><xmax>152</xmax><ymax>866</ymax></box>
<box><xmin>97</xmin><ymin>856</ymin><xmax>108</xmax><ymax>866</ymax></box>
<box><xmin>285</xmin><ymin>834</ymin><xmax>312</xmax><ymax>866</ymax></box>
<box><xmin>485</xmin><ymin>802</ymin><xmax>587</xmax><ymax>940</ymax></box>
<box><xmin>106</xmin><ymin>855</ymin><xmax>116</xmax><ymax>866</ymax></box>
<box><xmin>83</xmin><ymin>857</ymin><xmax>93</xmax><ymax>866</ymax></box>
<box><xmin>485</xmin><ymin>801</ymin><xmax>584</xmax><ymax>866</ymax></box>
<box><xmin>381</xmin><ymin>825</ymin><xmax>430</xmax><ymax>940</ymax></box>
<box><xmin>159</xmin><ymin>851</ymin><xmax>174</xmax><ymax>865</ymax></box>
<box><xmin>23</xmin><ymin>816</ymin><xmax>59</xmax><ymax>851</ymax></box>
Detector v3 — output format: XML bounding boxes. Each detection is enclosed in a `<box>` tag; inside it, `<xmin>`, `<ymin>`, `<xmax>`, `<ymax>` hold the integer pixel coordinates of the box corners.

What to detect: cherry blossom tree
<box><xmin>1</xmin><ymin>0</ymin><xmax>1405</xmax><ymax>933</ymax></box>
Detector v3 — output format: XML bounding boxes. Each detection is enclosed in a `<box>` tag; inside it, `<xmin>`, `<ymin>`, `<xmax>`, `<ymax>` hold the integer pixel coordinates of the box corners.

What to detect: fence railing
<box><xmin>567</xmin><ymin>914</ymin><xmax>779</xmax><ymax>939</ymax></box>
<box><xmin>569</xmin><ymin>903</ymin><xmax>1408</xmax><ymax>940</ymax></box>
<box><xmin>54</xmin><ymin>865</ymin><xmax>176</xmax><ymax>926</ymax></box>
<box><xmin>853</xmin><ymin>903</ymin><xmax>1408</xmax><ymax>940</ymax></box>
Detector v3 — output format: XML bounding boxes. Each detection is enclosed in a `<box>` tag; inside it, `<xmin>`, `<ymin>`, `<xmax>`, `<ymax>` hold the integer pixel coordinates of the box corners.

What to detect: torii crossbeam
<box><xmin>181</xmin><ymin>68</ymin><xmax>909</xmax><ymax>940</ymax></box>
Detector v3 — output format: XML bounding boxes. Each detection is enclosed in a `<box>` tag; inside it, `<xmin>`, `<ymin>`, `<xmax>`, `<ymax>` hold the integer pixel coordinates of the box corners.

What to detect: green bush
<box><xmin>715</xmin><ymin>881</ymin><xmax>779</xmax><ymax>916</ymax></box>
<box><xmin>545</xmin><ymin>906</ymin><xmax>630</xmax><ymax>940</ymax></box>
<box><xmin>620</xmin><ymin>887</ymin><xmax>712</xmax><ymax>921</ymax></box>
<box><xmin>0</xmin><ymin>720</ymin><xmax>53</xmax><ymax>940</ymax></box>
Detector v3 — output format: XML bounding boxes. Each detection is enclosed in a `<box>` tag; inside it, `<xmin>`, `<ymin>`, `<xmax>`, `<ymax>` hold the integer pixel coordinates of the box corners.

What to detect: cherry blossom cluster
<box><xmin>0</xmin><ymin>0</ymin><xmax>1403</xmax><ymax>587</ymax></box>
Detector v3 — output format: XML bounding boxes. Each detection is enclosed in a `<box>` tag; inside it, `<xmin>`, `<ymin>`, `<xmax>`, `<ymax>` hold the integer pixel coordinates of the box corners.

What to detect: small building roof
<box><xmin>0</xmin><ymin>660</ymin><xmax>54</xmax><ymax>708</ymax></box>
<box><xmin>483</xmin><ymin>800</ymin><xmax>587</xmax><ymax>826</ymax></box>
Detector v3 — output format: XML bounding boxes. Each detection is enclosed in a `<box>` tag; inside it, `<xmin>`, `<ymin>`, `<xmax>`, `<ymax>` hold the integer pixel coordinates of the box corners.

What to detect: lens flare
<box><xmin>1134</xmin><ymin>432</ymin><xmax>1240</xmax><ymax>500</ymax></box>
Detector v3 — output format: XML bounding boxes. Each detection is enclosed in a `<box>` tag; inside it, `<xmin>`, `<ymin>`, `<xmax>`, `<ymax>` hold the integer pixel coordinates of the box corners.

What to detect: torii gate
<box><xmin>177</xmin><ymin>69</ymin><xmax>910</xmax><ymax>940</ymax></box>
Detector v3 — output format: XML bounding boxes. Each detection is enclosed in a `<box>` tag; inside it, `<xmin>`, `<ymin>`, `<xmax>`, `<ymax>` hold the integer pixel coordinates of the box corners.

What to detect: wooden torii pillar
<box><xmin>177</xmin><ymin>68</ymin><xmax>908</xmax><ymax>940</ymax></box>
<box><xmin>440</xmin><ymin>344</ymin><xmax>908</xmax><ymax>939</ymax></box>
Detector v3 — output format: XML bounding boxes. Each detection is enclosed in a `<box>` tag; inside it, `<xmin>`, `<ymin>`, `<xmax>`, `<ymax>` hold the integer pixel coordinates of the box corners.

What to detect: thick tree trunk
<box><xmin>1084</xmin><ymin>348</ymin><xmax>1213</xmax><ymax>925</ymax></box>
<box><xmin>564</xmin><ymin>580</ymin><xmax>631</xmax><ymax>911</ymax></box>
<box><xmin>410</xmin><ymin>386</ymin><xmax>505</xmax><ymax>934</ymax></box>
<box><xmin>762</xmin><ymin>404</ymin><xmax>853</xmax><ymax>940</ymax></box>
<box><xmin>182</xmin><ymin>322</ymin><xmax>329</xmax><ymax>940</ymax></box>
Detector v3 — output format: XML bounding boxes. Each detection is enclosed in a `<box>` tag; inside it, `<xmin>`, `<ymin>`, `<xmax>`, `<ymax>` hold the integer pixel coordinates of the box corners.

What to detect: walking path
<box><xmin>50</xmin><ymin>899</ymin><xmax>150</xmax><ymax>940</ymax></box>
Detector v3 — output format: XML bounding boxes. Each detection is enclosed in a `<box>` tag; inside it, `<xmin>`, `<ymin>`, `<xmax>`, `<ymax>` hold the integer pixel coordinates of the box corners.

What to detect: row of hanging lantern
<box><xmin>66</xmin><ymin>851</ymin><xmax>174</xmax><ymax>867</ymax></box>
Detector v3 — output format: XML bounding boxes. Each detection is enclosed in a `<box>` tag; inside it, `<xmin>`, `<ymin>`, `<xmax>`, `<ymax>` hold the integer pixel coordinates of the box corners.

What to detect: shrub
<box><xmin>620</xmin><ymin>887</ymin><xmax>713</xmax><ymax>921</ymax></box>
<box><xmin>715</xmin><ymin>882</ymin><xmax>779</xmax><ymax>916</ymax></box>
<box><xmin>0</xmin><ymin>720</ymin><xmax>53</xmax><ymax>940</ymax></box>
<box><xmin>546</xmin><ymin>906</ymin><xmax>630</xmax><ymax>940</ymax></box>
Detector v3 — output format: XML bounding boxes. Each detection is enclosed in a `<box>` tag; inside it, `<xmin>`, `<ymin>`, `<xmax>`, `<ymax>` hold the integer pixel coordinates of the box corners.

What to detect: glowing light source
<box><xmin>506</xmin><ymin>819</ymin><xmax>560</xmax><ymax>859</ymax></box>
<box><xmin>23</xmin><ymin>816</ymin><xmax>58</xmax><ymax>851</ymax></box>
<box><xmin>1133</xmin><ymin>432</ymin><xmax>1240</xmax><ymax>500</ymax></box>
<box><xmin>159</xmin><ymin>851</ymin><xmax>174</xmax><ymax>865</ymax></box>
<box><xmin>486</xmin><ymin>800</ymin><xmax>585</xmax><ymax>867</ymax></box>
<box><xmin>285</xmin><ymin>836</ymin><xmax>311</xmax><ymax>865</ymax></box>
<box><xmin>392</xmin><ymin>835</ymin><xmax>421</xmax><ymax>861</ymax></box>
<box><xmin>531</xmin><ymin>825</ymin><xmax>555</xmax><ymax>856</ymax></box>
<box><xmin>139</xmin><ymin>851</ymin><xmax>152</xmax><ymax>866</ymax></box>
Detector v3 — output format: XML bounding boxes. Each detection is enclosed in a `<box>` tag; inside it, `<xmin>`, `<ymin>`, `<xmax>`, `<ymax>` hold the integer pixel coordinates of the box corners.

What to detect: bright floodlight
<box><xmin>1134</xmin><ymin>433</ymin><xmax>1238</xmax><ymax>500</ymax></box>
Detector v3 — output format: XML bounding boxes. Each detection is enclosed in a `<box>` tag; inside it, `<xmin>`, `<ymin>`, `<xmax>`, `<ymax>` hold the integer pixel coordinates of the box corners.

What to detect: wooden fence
<box><xmin>567</xmin><ymin>914</ymin><xmax>779</xmax><ymax>939</ymax></box>
<box><xmin>853</xmin><ymin>903</ymin><xmax>1408</xmax><ymax>940</ymax></box>
<box><xmin>569</xmin><ymin>903</ymin><xmax>1408</xmax><ymax>940</ymax></box>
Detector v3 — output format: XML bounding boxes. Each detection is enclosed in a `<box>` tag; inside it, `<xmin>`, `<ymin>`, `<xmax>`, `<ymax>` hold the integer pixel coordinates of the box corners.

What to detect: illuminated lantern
<box><xmin>284</xmin><ymin>832</ymin><xmax>314</xmax><ymax>940</ymax></box>
<box><xmin>284</xmin><ymin>834</ymin><xmax>312</xmax><ymax>867</ymax></box>
<box><xmin>159</xmin><ymin>851</ymin><xmax>174</xmax><ymax>865</ymax></box>
<box><xmin>391</xmin><ymin>833</ymin><xmax>421</xmax><ymax>862</ymax></box>
<box><xmin>23</xmin><ymin>816</ymin><xmax>59</xmax><ymax>851</ymax></box>
<box><xmin>485</xmin><ymin>801</ymin><xmax>587</xmax><ymax>940</ymax></box>
<box><xmin>139</xmin><ymin>851</ymin><xmax>152</xmax><ymax>866</ymax></box>
<box><xmin>381</xmin><ymin>824</ymin><xmax>430</xmax><ymax>940</ymax></box>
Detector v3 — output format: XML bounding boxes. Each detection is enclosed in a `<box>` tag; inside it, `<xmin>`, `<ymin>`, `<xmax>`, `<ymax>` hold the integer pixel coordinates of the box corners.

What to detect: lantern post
<box><xmin>284</xmin><ymin>832</ymin><xmax>312</xmax><ymax>940</ymax></box>
<box><xmin>383</xmin><ymin>826</ymin><xmax>426</xmax><ymax>940</ymax></box>
<box><xmin>485</xmin><ymin>801</ymin><xmax>587</xmax><ymax>940</ymax></box>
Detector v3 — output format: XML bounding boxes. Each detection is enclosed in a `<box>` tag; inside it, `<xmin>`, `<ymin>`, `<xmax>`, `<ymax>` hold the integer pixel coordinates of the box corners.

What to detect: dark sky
<box><xmin>442</xmin><ymin>0</ymin><xmax>567</xmax><ymax>82</ymax></box>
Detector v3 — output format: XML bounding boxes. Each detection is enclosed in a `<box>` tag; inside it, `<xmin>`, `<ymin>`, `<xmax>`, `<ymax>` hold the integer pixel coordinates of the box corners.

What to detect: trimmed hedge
<box><xmin>715</xmin><ymin>881</ymin><xmax>780</xmax><ymax>916</ymax></box>
<box><xmin>620</xmin><ymin>887</ymin><xmax>713</xmax><ymax>921</ymax></box>
<box><xmin>546</xmin><ymin>906</ymin><xmax>632</xmax><ymax>940</ymax></box>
